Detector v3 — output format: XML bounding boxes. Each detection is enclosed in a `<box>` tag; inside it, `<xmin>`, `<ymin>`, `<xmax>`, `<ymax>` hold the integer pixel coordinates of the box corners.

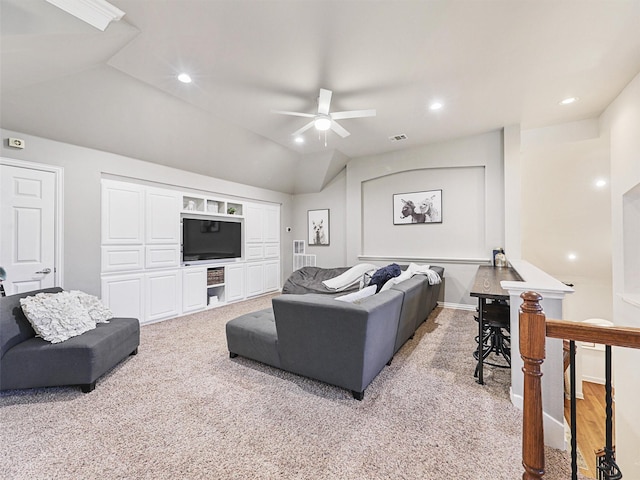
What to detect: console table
<box><xmin>470</xmin><ymin>265</ymin><xmax>522</xmax><ymax>384</ymax></box>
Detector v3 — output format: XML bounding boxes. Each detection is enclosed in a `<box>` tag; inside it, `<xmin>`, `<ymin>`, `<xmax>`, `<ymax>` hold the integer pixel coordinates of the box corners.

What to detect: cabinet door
<box><xmin>263</xmin><ymin>204</ymin><xmax>280</xmax><ymax>243</ymax></box>
<box><xmin>225</xmin><ymin>263</ymin><xmax>245</xmax><ymax>302</ymax></box>
<box><xmin>182</xmin><ymin>267</ymin><xmax>207</xmax><ymax>313</ymax></box>
<box><xmin>145</xmin><ymin>245</ymin><xmax>180</xmax><ymax>269</ymax></box>
<box><xmin>245</xmin><ymin>262</ymin><xmax>264</xmax><ymax>297</ymax></box>
<box><xmin>245</xmin><ymin>244</ymin><xmax>264</xmax><ymax>261</ymax></box>
<box><xmin>264</xmin><ymin>243</ymin><xmax>280</xmax><ymax>259</ymax></box>
<box><xmin>101</xmin><ymin>273</ymin><xmax>144</xmax><ymax>320</ymax></box>
<box><xmin>145</xmin><ymin>270</ymin><xmax>181</xmax><ymax>322</ymax></box>
<box><xmin>146</xmin><ymin>187</ymin><xmax>180</xmax><ymax>244</ymax></box>
<box><xmin>102</xmin><ymin>246</ymin><xmax>144</xmax><ymax>273</ymax></box>
<box><xmin>245</xmin><ymin>203</ymin><xmax>264</xmax><ymax>243</ymax></box>
<box><xmin>101</xmin><ymin>180</ymin><xmax>144</xmax><ymax>244</ymax></box>
<box><xmin>263</xmin><ymin>260</ymin><xmax>280</xmax><ymax>292</ymax></box>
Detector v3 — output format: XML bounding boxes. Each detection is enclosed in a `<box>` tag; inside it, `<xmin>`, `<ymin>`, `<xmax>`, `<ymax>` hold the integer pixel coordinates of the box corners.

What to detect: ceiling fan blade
<box><xmin>317</xmin><ymin>88</ymin><xmax>332</xmax><ymax>115</ymax></box>
<box><xmin>331</xmin><ymin>109</ymin><xmax>377</xmax><ymax>120</ymax></box>
<box><xmin>272</xmin><ymin>110</ymin><xmax>315</xmax><ymax>118</ymax></box>
<box><xmin>292</xmin><ymin>120</ymin><xmax>315</xmax><ymax>137</ymax></box>
<box><xmin>330</xmin><ymin>120</ymin><xmax>351</xmax><ymax>138</ymax></box>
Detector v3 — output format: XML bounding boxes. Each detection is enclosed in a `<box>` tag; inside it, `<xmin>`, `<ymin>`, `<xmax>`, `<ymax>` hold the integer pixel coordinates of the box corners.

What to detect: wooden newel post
<box><xmin>520</xmin><ymin>291</ymin><xmax>546</xmax><ymax>480</ymax></box>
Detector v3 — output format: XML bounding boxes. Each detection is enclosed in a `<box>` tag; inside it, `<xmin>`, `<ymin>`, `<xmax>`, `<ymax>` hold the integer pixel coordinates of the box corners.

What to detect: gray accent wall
<box><xmin>346</xmin><ymin>130</ymin><xmax>505</xmax><ymax>307</ymax></box>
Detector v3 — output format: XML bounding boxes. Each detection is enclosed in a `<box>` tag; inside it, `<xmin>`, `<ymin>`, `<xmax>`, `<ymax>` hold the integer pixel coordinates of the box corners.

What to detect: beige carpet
<box><xmin>1</xmin><ymin>295</ymin><xmax>581</xmax><ymax>479</ymax></box>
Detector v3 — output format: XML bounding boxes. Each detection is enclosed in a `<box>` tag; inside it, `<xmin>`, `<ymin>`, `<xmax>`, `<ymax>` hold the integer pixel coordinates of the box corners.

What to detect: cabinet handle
<box><xmin>35</xmin><ymin>268</ymin><xmax>52</xmax><ymax>274</ymax></box>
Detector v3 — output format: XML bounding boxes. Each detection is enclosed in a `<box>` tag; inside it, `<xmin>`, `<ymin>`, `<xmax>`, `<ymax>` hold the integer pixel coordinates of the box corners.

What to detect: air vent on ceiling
<box><xmin>389</xmin><ymin>134</ymin><xmax>407</xmax><ymax>142</ymax></box>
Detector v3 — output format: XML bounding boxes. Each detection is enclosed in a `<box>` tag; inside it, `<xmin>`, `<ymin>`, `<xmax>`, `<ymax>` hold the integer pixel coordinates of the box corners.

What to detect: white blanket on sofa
<box><xmin>322</xmin><ymin>263</ymin><xmax>377</xmax><ymax>291</ymax></box>
<box><xmin>379</xmin><ymin>263</ymin><xmax>441</xmax><ymax>292</ymax></box>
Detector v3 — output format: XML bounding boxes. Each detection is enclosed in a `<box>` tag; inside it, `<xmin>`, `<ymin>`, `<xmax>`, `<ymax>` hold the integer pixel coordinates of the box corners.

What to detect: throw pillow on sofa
<box><xmin>71</xmin><ymin>290</ymin><xmax>113</xmax><ymax>323</ymax></box>
<box><xmin>20</xmin><ymin>291</ymin><xmax>97</xmax><ymax>343</ymax></box>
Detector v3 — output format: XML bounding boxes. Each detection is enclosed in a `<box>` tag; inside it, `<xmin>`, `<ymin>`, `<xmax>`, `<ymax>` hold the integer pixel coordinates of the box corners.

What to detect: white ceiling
<box><xmin>2</xmin><ymin>0</ymin><xmax>640</xmax><ymax>194</ymax></box>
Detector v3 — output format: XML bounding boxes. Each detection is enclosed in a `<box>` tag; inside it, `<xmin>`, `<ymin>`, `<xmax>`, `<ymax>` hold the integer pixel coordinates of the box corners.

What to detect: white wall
<box><xmin>1</xmin><ymin>129</ymin><xmax>293</xmax><ymax>296</ymax></box>
<box><xmin>292</xmin><ymin>169</ymin><xmax>347</xmax><ymax>267</ymax></box>
<box><xmin>520</xmin><ymin>120</ymin><xmax>613</xmax><ymax>323</ymax></box>
<box><xmin>599</xmin><ymin>71</ymin><xmax>640</xmax><ymax>475</ymax></box>
<box><xmin>345</xmin><ymin>130</ymin><xmax>504</xmax><ymax>306</ymax></box>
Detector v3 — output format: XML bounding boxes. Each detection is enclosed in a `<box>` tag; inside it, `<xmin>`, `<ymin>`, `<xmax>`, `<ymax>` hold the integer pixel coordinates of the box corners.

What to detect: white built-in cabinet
<box><xmin>225</xmin><ymin>263</ymin><xmax>245</xmax><ymax>303</ymax></box>
<box><xmin>101</xmin><ymin>273</ymin><xmax>144</xmax><ymax>320</ymax></box>
<box><xmin>101</xmin><ymin>179</ymin><xmax>280</xmax><ymax>324</ymax></box>
<box><xmin>145</xmin><ymin>269</ymin><xmax>181</xmax><ymax>322</ymax></box>
<box><xmin>244</xmin><ymin>202</ymin><xmax>281</xmax><ymax>298</ymax></box>
<box><xmin>101</xmin><ymin>180</ymin><xmax>145</xmax><ymax>245</ymax></box>
<box><xmin>182</xmin><ymin>267</ymin><xmax>207</xmax><ymax>313</ymax></box>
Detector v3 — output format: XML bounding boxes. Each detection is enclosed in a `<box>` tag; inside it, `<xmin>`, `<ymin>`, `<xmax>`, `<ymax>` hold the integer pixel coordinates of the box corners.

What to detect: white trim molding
<box><xmin>46</xmin><ymin>0</ymin><xmax>125</xmax><ymax>31</ymax></box>
<box><xmin>358</xmin><ymin>255</ymin><xmax>491</xmax><ymax>266</ymax></box>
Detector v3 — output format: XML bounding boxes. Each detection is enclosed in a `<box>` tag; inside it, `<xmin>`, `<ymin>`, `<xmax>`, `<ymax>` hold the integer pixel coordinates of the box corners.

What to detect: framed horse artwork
<box><xmin>393</xmin><ymin>189</ymin><xmax>442</xmax><ymax>224</ymax></box>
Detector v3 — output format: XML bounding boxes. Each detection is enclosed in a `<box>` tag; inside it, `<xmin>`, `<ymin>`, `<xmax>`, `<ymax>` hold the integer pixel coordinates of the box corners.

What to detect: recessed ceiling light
<box><xmin>595</xmin><ymin>178</ymin><xmax>607</xmax><ymax>188</ymax></box>
<box><xmin>294</xmin><ymin>136</ymin><xmax>304</xmax><ymax>144</ymax></box>
<box><xmin>177</xmin><ymin>73</ymin><xmax>192</xmax><ymax>84</ymax></box>
<box><xmin>429</xmin><ymin>102</ymin><xmax>443</xmax><ymax>111</ymax></box>
<box><xmin>567</xmin><ymin>253</ymin><xmax>577</xmax><ymax>261</ymax></box>
<box><xmin>560</xmin><ymin>97</ymin><xmax>578</xmax><ymax>105</ymax></box>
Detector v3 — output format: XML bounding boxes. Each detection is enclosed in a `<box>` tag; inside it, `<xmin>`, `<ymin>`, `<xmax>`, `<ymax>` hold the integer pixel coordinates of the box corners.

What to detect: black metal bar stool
<box><xmin>474</xmin><ymin>300</ymin><xmax>511</xmax><ymax>377</ymax></box>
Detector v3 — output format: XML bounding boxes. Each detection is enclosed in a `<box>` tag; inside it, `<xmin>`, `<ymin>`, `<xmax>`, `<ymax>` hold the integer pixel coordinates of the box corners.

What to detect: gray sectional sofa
<box><xmin>0</xmin><ymin>287</ymin><xmax>140</xmax><ymax>393</ymax></box>
<box><xmin>226</xmin><ymin>265</ymin><xmax>444</xmax><ymax>400</ymax></box>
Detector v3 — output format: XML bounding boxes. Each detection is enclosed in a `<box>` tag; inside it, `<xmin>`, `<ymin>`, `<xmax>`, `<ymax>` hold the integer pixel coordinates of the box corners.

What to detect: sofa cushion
<box><xmin>1</xmin><ymin>318</ymin><xmax>139</xmax><ymax>390</ymax></box>
<box><xmin>0</xmin><ymin>287</ymin><xmax>63</xmax><ymax>358</ymax></box>
<box><xmin>20</xmin><ymin>291</ymin><xmax>97</xmax><ymax>344</ymax></box>
<box><xmin>226</xmin><ymin>308</ymin><xmax>281</xmax><ymax>368</ymax></box>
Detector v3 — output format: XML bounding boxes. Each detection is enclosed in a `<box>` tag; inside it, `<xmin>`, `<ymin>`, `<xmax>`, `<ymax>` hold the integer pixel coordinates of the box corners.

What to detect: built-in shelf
<box><xmin>182</xmin><ymin>194</ymin><xmax>243</xmax><ymax>217</ymax></box>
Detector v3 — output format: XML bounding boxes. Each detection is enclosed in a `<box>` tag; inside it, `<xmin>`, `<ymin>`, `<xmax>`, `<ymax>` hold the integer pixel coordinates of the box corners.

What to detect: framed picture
<box><xmin>308</xmin><ymin>209</ymin><xmax>330</xmax><ymax>246</ymax></box>
<box><xmin>393</xmin><ymin>189</ymin><xmax>442</xmax><ymax>225</ymax></box>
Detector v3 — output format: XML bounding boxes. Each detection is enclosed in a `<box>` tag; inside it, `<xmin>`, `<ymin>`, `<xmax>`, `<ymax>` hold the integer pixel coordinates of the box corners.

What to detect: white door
<box><xmin>0</xmin><ymin>164</ymin><xmax>56</xmax><ymax>294</ymax></box>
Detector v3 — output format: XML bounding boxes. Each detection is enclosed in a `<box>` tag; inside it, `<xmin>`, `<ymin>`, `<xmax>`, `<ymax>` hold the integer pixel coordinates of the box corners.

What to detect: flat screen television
<box><xmin>182</xmin><ymin>217</ymin><xmax>242</xmax><ymax>262</ymax></box>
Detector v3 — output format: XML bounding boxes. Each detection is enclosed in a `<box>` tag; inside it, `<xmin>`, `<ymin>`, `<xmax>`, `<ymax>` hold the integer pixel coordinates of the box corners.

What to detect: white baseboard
<box><xmin>582</xmin><ymin>375</ymin><xmax>605</xmax><ymax>385</ymax></box>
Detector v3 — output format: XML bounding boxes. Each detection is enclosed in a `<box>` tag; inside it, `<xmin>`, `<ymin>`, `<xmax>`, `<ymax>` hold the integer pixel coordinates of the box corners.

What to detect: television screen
<box><xmin>182</xmin><ymin>218</ymin><xmax>242</xmax><ymax>261</ymax></box>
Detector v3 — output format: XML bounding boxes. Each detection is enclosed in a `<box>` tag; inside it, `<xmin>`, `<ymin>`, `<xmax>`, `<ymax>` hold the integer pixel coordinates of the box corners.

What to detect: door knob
<box><xmin>35</xmin><ymin>268</ymin><xmax>52</xmax><ymax>274</ymax></box>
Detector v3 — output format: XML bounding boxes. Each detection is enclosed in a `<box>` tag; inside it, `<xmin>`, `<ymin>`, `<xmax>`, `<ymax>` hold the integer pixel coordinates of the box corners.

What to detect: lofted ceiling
<box><xmin>2</xmin><ymin>0</ymin><xmax>640</xmax><ymax>194</ymax></box>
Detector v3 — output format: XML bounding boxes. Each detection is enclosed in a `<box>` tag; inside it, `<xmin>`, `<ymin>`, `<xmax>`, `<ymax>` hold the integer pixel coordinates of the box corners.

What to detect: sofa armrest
<box><xmin>272</xmin><ymin>289</ymin><xmax>403</xmax><ymax>393</ymax></box>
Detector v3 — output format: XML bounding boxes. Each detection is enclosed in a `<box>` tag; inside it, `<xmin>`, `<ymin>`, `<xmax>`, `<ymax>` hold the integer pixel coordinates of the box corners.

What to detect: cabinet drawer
<box><xmin>245</xmin><ymin>244</ymin><xmax>264</xmax><ymax>261</ymax></box>
<box><xmin>145</xmin><ymin>245</ymin><xmax>180</xmax><ymax>269</ymax></box>
<box><xmin>264</xmin><ymin>243</ymin><xmax>280</xmax><ymax>259</ymax></box>
<box><xmin>102</xmin><ymin>246</ymin><xmax>144</xmax><ymax>272</ymax></box>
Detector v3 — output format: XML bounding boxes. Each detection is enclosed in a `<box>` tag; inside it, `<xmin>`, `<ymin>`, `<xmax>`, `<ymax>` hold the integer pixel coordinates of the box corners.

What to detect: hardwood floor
<box><xmin>564</xmin><ymin>381</ymin><xmax>614</xmax><ymax>479</ymax></box>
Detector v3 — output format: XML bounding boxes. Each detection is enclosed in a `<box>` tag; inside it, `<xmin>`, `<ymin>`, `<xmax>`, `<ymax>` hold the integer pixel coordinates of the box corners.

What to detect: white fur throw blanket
<box><xmin>322</xmin><ymin>263</ymin><xmax>377</xmax><ymax>291</ymax></box>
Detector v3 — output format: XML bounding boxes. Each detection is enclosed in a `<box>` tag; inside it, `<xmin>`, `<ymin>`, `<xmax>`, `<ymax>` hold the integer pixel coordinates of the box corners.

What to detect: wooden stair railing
<box><xmin>519</xmin><ymin>291</ymin><xmax>640</xmax><ymax>480</ymax></box>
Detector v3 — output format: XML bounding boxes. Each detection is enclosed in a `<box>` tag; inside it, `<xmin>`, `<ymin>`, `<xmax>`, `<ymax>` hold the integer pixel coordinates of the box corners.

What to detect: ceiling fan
<box><xmin>273</xmin><ymin>88</ymin><xmax>376</xmax><ymax>138</ymax></box>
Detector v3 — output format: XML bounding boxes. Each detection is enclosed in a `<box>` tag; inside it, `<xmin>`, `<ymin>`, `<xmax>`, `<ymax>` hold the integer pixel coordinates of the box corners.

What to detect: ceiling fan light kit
<box><xmin>274</xmin><ymin>88</ymin><xmax>376</xmax><ymax>140</ymax></box>
<box><xmin>314</xmin><ymin>115</ymin><xmax>332</xmax><ymax>131</ymax></box>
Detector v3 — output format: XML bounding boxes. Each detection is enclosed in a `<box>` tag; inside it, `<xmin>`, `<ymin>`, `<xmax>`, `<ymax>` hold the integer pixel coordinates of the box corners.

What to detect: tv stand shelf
<box><xmin>182</xmin><ymin>194</ymin><xmax>243</xmax><ymax>217</ymax></box>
